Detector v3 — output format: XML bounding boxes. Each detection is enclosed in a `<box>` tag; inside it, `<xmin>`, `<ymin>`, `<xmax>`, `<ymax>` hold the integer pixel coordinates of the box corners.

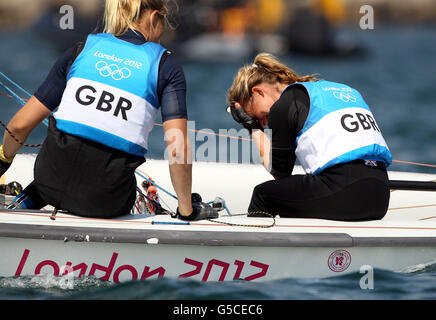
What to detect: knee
<box><xmin>251</xmin><ymin>181</ymin><xmax>273</xmax><ymax>203</ymax></box>
<box><xmin>252</xmin><ymin>183</ymin><xmax>265</xmax><ymax>197</ymax></box>
<box><xmin>248</xmin><ymin>183</ymin><xmax>269</xmax><ymax>213</ymax></box>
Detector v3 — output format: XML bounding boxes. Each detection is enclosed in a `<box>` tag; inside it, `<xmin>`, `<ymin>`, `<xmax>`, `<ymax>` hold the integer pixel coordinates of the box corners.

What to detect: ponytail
<box><xmin>227</xmin><ymin>53</ymin><xmax>319</xmax><ymax>107</ymax></box>
<box><xmin>103</xmin><ymin>0</ymin><xmax>169</xmax><ymax>36</ymax></box>
<box><xmin>253</xmin><ymin>53</ymin><xmax>318</xmax><ymax>85</ymax></box>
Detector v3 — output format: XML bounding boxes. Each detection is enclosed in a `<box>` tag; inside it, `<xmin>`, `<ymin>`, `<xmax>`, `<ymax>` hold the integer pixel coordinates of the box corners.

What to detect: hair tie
<box><xmin>252</xmin><ymin>63</ymin><xmax>259</xmax><ymax>68</ymax></box>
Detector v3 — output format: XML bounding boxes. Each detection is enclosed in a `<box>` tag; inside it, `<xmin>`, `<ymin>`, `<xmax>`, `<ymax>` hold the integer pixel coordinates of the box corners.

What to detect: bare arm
<box><xmin>231</xmin><ymin>102</ymin><xmax>273</xmax><ymax>177</ymax></box>
<box><xmin>251</xmin><ymin>129</ymin><xmax>273</xmax><ymax>175</ymax></box>
<box><xmin>163</xmin><ymin>118</ymin><xmax>193</xmax><ymax>216</ymax></box>
<box><xmin>2</xmin><ymin>96</ymin><xmax>52</xmax><ymax>159</ymax></box>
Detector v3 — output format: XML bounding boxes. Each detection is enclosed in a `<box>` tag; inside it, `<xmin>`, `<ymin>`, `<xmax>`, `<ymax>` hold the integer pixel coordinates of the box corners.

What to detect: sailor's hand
<box><xmin>174</xmin><ymin>193</ymin><xmax>218</xmax><ymax>221</ymax></box>
<box><xmin>0</xmin><ymin>145</ymin><xmax>14</xmax><ymax>177</ymax></box>
<box><xmin>227</xmin><ymin>103</ymin><xmax>263</xmax><ymax>134</ymax></box>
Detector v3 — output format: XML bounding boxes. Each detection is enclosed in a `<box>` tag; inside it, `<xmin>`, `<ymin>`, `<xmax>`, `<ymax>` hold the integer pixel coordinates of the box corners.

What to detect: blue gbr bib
<box><xmin>285</xmin><ymin>80</ymin><xmax>392</xmax><ymax>175</ymax></box>
<box><xmin>54</xmin><ymin>33</ymin><xmax>167</xmax><ymax>156</ymax></box>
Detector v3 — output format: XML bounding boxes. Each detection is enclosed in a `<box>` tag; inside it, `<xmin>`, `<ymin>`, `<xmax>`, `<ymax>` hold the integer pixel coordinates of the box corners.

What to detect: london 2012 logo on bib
<box><xmin>328</xmin><ymin>249</ymin><xmax>351</xmax><ymax>272</ymax></box>
<box><xmin>333</xmin><ymin>91</ymin><xmax>357</xmax><ymax>103</ymax></box>
<box><xmin>95</xmin><ymin>61</ymin><xmax>132</xmax><ymax>81</ymax></box>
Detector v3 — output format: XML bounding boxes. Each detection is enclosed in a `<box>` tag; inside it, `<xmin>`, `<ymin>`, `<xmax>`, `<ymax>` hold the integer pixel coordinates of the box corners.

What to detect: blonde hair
<box><xmin>227</xmin><ymin>53</ymin><xmax>319</xmax><ymax>107</ymax></box>
<box><xmin>103</xmin><ymin>0</ymin><xmax>170</xmax><ymax>37</ymax></box>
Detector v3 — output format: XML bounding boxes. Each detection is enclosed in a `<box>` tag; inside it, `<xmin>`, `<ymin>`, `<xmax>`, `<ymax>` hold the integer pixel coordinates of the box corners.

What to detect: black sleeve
<box><xmin>157</xmin><ymin>53</ymin><xmax>188</xmax><ymax>122</ymax></box>
<box><xmin>267</xmin><ymin>85</ymin><xmax>310</xmax><ymax>179</ymax></box>
<box><xmin>33</xmin><ymin>46</ymin><xmax>76</xmax><ymax>111</ymax></box>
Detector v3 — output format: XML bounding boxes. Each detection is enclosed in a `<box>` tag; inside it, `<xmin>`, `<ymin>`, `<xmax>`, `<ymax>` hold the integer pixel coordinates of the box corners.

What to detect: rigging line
<box><xmin>1</xmin><ymin>76</ymin><xmax>436</xmax><ymax>169</ymax></box>
<box><xmin>135</xmin><ymin>169</ymin><xmax>174</xmax><ymax>212</ymax></box>
<box><xmin>419</xmin><ymin>216</ymin><xmax>436</xmax><ymax>221</ymax></box>
<box><xmin>0</xmin><ymin>81</ymin><xmax>48</xmax><ymax>137</ymax></box>
<box><xmin>156</xmin><ymin>192</ymin><xmax>173</xmax><ymax>212</ymax></box>
<box><xmin>135</xmin><ymin>169</ymin><xmax>178</xmax><ymax>200</ymax></box>
<box><xmin>0</xmin><ymin>76</ymin><xmax>253</xmax><ymax>143</ymax></box>
<box><xmin>0</xmin><ymin>80</ymin><xmax>26</xmax><ymax>106</ymax></box>
<box><xmin>0</xmin><ymin>80</ymin><xmax>48</xmax><ymax>127</ymax></box>
<box><xmin>205</xmin><ymin>212</ymin><xmax>276</xmax><ymax>228</ymax></box>
<box><xmin>0</xmin><ymin>92</ymin><xmax>13</xmax><ymax>99</ymax></box>
<box><xmin>389</xmin><ymin>203</ymin><xmax>436</xmax><ymax>210</ymax></box>
<box><xmin>0</xmin><ymin>80</ymin><xmax>178</xmax><ymax>205</ymax></box>
<box><xmin>0</xmin><ymin>121</ymin><xmax>43</xmax><ymax>147</ymax></box>
<box><xmin>0</xmin><ymin>72</ymin><xmax>32</xmax><ymax>98</ymax></box>
<box><xmin>0</xmin><ymin>92</ymin><xmax>29</xmax><ymax>102</ymax></box>
<box><xmin>392</xmin><ymin>159</ymin><xmax>436</xmax><ymax>168</ymax></box>
<box><xmin>153</xmin><ymin>123</ymin><xmax>253</xmax><ymax>141</ymax></box>
<box><xmin>0</xmin><ymin>81</ymin><xmax>250</xmax><ymax>142</ymax></box>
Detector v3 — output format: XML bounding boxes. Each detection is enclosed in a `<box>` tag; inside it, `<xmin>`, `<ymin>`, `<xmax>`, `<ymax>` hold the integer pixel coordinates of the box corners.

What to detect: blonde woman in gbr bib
<box><xmin>0</xmin><ymin>0</ymin><xmax>214</xmax><ymax>221</ymax></box>
<box><xmin>227</xmin><ymin>53</ymin><xmax>392</xmax><ymax>221</ymax></box>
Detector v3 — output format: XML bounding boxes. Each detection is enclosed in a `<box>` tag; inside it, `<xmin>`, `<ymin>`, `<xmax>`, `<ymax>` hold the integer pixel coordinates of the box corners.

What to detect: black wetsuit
<box><xmin>19</xmin><ymin>30</ymin><xmax>188</xmax><ymax>218</ymax></box>
<box><xmin>248</xmin><ymin>85</ymin><xmax>390</xmax><ymax>221</ymax></box>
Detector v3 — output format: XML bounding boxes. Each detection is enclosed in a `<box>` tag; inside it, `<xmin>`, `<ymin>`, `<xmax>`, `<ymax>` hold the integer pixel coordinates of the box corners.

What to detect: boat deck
<box><xmin>1</xmin><ymin>155</ymin><xmax>435</xmax><ymax>245</ymax></box>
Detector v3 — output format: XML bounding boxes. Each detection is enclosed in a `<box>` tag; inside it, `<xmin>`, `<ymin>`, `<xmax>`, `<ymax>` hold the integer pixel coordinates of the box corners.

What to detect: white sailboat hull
<box><xmin>0</xmin><ymin>154</ymin><xmax>435</xmax><ymax>282</ymax></box>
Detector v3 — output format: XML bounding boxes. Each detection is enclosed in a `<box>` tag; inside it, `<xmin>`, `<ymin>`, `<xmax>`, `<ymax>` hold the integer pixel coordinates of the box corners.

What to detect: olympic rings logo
<box><xmin>95</xmin><ymin>61</ymin><xmax>132</xmax><ymax>81</ymax></box>
<box><xmin>333</xmin><ymin>91</ymin><xmax>357</xmax><ymax>103</ymax></box>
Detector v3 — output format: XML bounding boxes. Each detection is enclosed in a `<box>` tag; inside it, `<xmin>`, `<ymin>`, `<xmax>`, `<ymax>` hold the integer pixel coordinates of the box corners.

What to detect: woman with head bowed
<box><xmin>227</xmin><ymin>53</ymin><xmax>392</xmax><ymax>221</ymax></box>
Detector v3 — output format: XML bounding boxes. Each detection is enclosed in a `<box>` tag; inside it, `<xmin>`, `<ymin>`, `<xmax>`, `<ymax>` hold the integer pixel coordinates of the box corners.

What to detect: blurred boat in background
<box><xmin>6</xmin><ymin>0</ymin><xmax>436</xmax><ymax>61</ymax></box>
